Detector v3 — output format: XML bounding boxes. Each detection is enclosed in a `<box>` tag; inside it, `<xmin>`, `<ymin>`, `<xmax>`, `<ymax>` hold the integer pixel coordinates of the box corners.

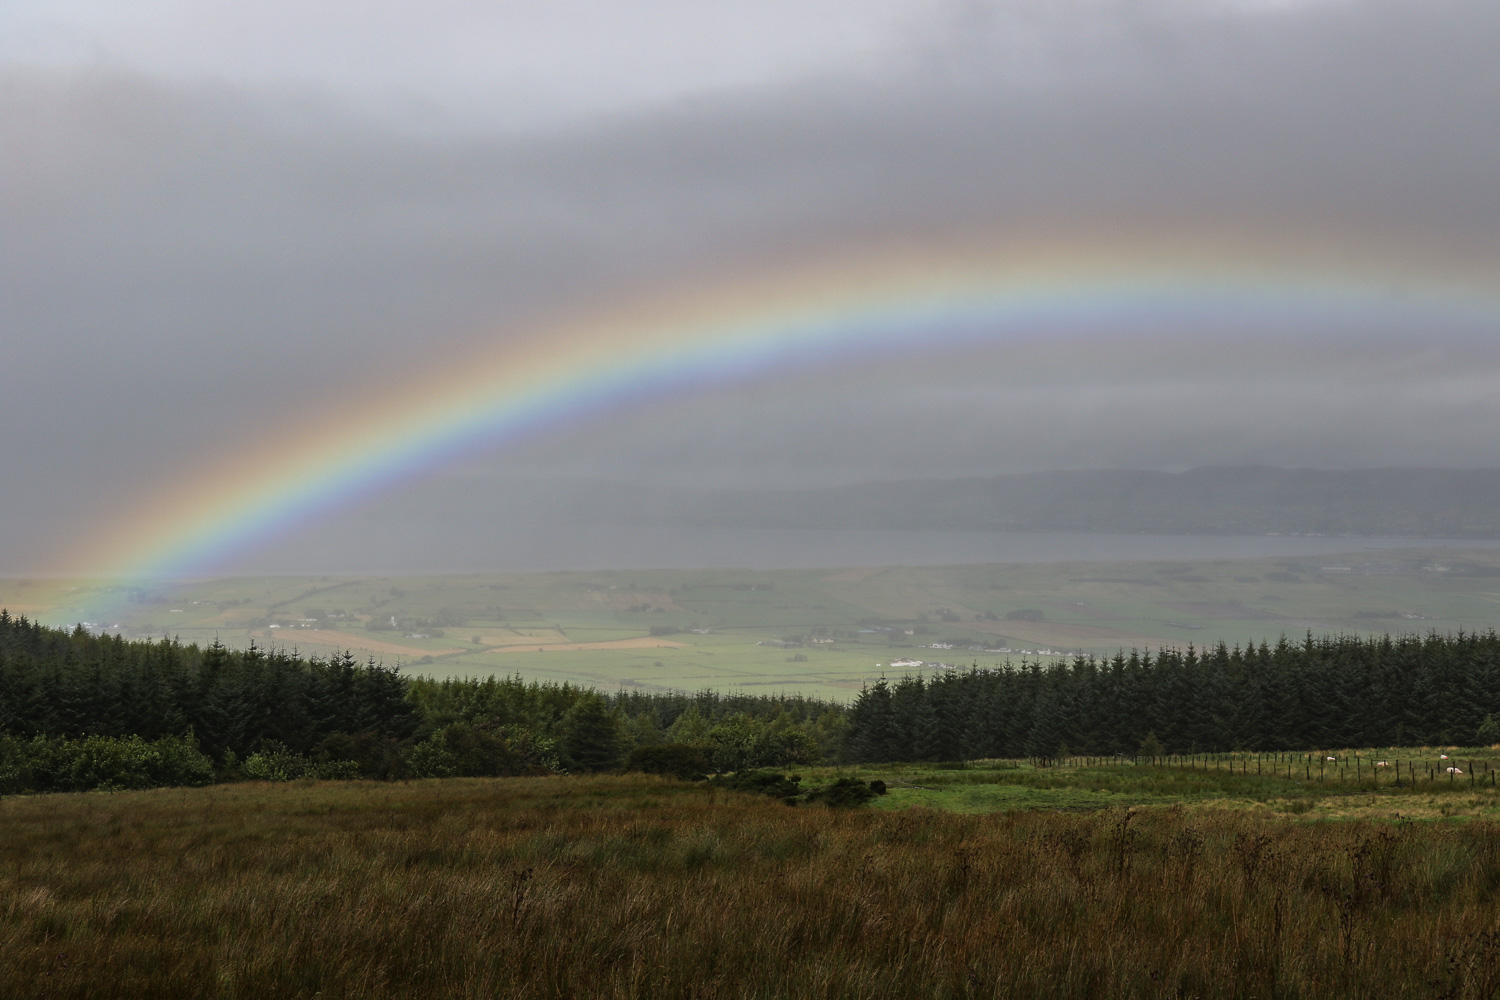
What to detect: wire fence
<box><xmin>1028</xmin><ymin>750</ymin><xmax>1500</xmax><ymax>789</ymax></box>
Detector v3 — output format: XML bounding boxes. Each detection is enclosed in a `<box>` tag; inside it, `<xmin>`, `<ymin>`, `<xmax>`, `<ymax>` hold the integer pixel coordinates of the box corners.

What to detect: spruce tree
<box><xmin>912</xmin><ymin>693</ymin><xmax>944</xmax><ymax>762</ymax></box>
<box><xmin>559</xmin><ymin>692</ymin><xmax>625</xmax><ymax>772</ymax></box>
<box><xmin>1026</xmin><ymin>685</ymin><xmax>1065</xmax><ymax>758</ymax></box>
<box><xmin>849</xmin><ymin>678</ymin><xmax>894</xmax><ymax>763</ymax></box>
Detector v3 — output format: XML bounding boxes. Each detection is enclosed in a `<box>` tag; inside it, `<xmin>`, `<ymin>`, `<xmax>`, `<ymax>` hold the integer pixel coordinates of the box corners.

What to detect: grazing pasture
<box><xmin>5</xmin><ymin>774</ymin><xmax>1500</xmax><ymax>999</ymax></box>
<box><xmin>850</xmin><ymin>751</ymin><xmax>1500</xmax><ymax>821</ymax></box>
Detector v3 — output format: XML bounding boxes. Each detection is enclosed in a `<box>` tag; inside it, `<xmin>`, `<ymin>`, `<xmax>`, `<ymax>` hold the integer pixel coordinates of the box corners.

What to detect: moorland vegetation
<box><xmin>5</xmin><ymin>775</ymin><xmax>1500</xmax><ymax>999</ymax></box>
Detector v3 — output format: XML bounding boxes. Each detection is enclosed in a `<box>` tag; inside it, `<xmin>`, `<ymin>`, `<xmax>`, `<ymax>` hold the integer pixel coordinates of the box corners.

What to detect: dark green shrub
<box><xmin>406</xmin><ymin>722</ymin><xmax>563</xmax><ymax>778</ymax></box>
<box><xmin>628</xmin><ymin>743</ymin><xmax>710</xmax><ymax>780</ymax></box>
<box><xmin>805</xmin><ymin>777</ymin><xmax>879</xmax><ymax>808</ymax></box>
<box><xmin>711</xmin><ymin>772</ymin><xmax>883</xmax><ymax>808</ymax></box>
<box><xmin>711</xmin><ymin>770</ymin><xmax>803</xmax><ymax>803</ymax></box>
<box><xmin>704</xmin><ymin>716</ymin><xmax>819</xmax><ymax>773</ymax></box>
<box><xmin>405</xmin><ymin>738</ymin><xmax>457</xmax><ymax>778</ymax></box>
<box><xmin>243</xmin><ymin>739</ymin><xmax>362</xmax><ymax>782</ymax></box>
<box><xmin>313</xmin><ymin>732</ymin><xmax>410</xmax><ymax>780</ymax></box>
<box><xmin>242</xmin><ymin>740</ymin><xmax>307</xmax><ymax>781</ymax></box>
<box><xmin>0</xmin><ymin>732</ymin><xmax>215</xmax><ymax>793</ymax></box>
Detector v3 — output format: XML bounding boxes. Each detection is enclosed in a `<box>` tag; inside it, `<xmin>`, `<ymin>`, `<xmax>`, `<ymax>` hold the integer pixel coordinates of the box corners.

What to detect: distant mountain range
<box><xmin>512</xmin><ymin>467</ymin><xmax>1500</xmax><ymax>539</ymax></box>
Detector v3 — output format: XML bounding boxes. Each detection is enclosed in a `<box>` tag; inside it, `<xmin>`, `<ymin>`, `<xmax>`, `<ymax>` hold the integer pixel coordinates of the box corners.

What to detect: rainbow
<box><xmin>72</xmin><ymin>232</ymin><xmax>1500</xmax><ymax>581</ymax></box>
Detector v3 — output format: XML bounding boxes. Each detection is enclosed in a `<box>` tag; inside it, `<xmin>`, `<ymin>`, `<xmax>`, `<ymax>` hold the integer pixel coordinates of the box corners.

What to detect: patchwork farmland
<box><xmin>14</xmin><ymin>544</ymin><xmax>1500</xmax><ymax>700</ymax></box>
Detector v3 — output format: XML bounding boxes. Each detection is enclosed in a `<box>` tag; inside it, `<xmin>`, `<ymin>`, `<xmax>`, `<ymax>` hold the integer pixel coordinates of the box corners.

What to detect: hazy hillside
<box><xmin>498</xmin><ymin>467</ymin><xmax>1500</xmax><ymax>539</ymax></box>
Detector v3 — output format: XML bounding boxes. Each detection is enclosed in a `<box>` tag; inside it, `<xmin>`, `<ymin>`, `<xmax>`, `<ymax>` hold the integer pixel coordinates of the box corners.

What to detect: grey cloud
<box><xmin>2</xmin><ymin>0</ymin><xmax>1499</xmax><ymax>572</ymax></box>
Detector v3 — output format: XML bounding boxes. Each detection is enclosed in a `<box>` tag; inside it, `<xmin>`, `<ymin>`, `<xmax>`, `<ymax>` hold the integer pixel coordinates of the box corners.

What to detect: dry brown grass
<box><xmin>4</xmin><ymin>776</ymin><xmax>1500</xmax><ymax>999</ymax></box>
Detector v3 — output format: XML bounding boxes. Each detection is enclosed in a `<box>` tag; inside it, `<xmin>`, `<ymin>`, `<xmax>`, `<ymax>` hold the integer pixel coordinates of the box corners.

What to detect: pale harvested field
<box><xmin>487</xmin><ymin>636</ymin><xmax>688</xmax><ymax>652</ymax></box>
<box><xmin>251</xmin><ymin>630</ymin><xmax>463</xmax><ymax>657</ymax></box>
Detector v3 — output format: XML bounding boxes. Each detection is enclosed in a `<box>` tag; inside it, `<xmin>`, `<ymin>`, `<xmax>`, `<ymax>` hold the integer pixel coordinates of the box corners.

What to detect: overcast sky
<box><xmin>3</xmin><ymin>0</ymin><xmax>1500</xmax><ymax>574</ymax></box>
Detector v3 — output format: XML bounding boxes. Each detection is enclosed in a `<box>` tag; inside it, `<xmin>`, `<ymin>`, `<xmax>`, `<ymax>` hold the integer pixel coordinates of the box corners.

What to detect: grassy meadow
<box><xmin>6</xmin><ymin>765</ymin><xmax>1500</xmax><ymax>999</ymax></box>
<box><xmin>852</xmin><ymin>749</ymin><xmax>1500</xmax><ymax>821</ymax></box>
<box><xmin>13</xmin><ymin>544</ymin><xmax>1500</xmax><ymax>700</ymax></box>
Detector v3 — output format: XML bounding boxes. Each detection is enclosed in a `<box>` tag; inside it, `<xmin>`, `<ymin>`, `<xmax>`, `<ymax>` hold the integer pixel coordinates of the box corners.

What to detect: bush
<box><xmin>405</xmin><ymin>739</ymin><xmax>457</xmax><ymax>778</ymax></box>
<box><xmin>711</xmin><ymin>770</ymin><xmax>804</xmax><ymax>803</ymax></box>
<box><xmin>628</xmin><ymin>743</ymin><xmax>710</xmax><ymax>780</ymax></box>
<box><xmin>407</xmin><ymin>722</ymin><xmax>563</xmax><ymax>778</ymax></box>
<box><xmin>704</xmin><ymin>716</ymin><xmax>820</xmax><ymax>773</ymax></box>
<box><xmin>0</xmin><ymin>732</ymin><xmax>215</xmax><ymax>794</ymax></box>
<box><xmin>711</xmin><ymin>772</ymin><xmax>883</xmax><ymax>808</ymax></box>
<box><xmin>313</xmin><ymin>732</ymin><xmax>409</xmax><ymax>780</ymax></box>
<box><xmin>308</xmin><ymin>758</ymin><xmax>362</xmax><ymax>780</ymax></box>
<box><xmin>242</xmin><ymin>739</ymin><xmax>363</xmax><ymax>781</ymax></box>
<box><xmin>242</xmin><ymin>740</ymin><xmax>307</xmax><ymax>781</ymax></box>
<box><xmin>804</xmin><ymin>777</ymin><xmax>880</xmax><ymax>808</ymax></box>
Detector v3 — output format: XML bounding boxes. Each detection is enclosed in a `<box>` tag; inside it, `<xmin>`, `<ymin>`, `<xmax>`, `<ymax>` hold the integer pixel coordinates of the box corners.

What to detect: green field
<box><xmin>12</xmin><ymin>544</ymin><xmax>1500</xmax><ymax>699</ymax></box>
<box><xmin>841</xmin><ymin>749</ymin><xmax>1500</xmax><ymax>821</ymax></box>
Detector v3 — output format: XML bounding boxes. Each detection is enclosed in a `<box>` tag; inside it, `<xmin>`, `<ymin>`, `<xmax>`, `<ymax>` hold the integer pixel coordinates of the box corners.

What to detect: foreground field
<box><xmin>5</xmin><ymin>775</ymin><xmax>1500</xmax><ymax>999</ymax></box>
<box><xmin>15</xmin><ymin>544</ymin><xmax>1500</xmax><ymax>699</ymax></box>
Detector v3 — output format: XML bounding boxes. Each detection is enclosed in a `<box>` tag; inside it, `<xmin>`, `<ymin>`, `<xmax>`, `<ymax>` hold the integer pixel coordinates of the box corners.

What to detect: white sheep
<box><xmin>1326</xmin><ymin>756</ymin><xmax>1337</xmax><ymax>762</ymax></box>
<box><xmin>1375</xmin><ymin>761</ymin><xmax>1389</xmax><ymax>768</ymax></box>
<box><xmin>1446</xmin><ymin>766</ymin><xmax>1463</xmax><ymax>774</ymax></box>
<box><xmin>1441</xmin><ymin>754</ymin><xmax>1449</xmax><ymax>760</ymax></box>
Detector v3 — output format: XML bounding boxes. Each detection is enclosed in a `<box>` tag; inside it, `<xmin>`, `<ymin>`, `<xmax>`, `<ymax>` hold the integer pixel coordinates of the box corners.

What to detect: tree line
<box><xmin>8</xmin><ymin>611</ymin><xmax>1500</xmax><ymax>792</ymax></box>
<box><xmin>847</xmin><ymin>631</ymin><xmax>1500</xmax><ymax>762</ymax></box>
<box><xmin>0</xmin><ymin>611</ymin><xmax>843</xmax><ymax>791</ymax></box>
